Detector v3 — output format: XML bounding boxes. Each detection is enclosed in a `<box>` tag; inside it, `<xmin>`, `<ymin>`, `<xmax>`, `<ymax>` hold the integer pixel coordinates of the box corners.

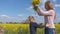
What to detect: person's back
<box><xmin>30</xmin><ymin>22</ymin><xmax>37</xmax><ymax>34</ymax></box>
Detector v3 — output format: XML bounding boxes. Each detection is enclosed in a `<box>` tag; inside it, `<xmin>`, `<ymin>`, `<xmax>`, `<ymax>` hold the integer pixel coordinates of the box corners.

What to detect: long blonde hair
<box><xmin>45</xmin><ymin>1</ymin><xmax>54</xmax><ymax>10</ymax></box>
<box><xmin>45</xmin><ymin>1</ymin><xmax>56</xmax><ymax>19</ymax></box>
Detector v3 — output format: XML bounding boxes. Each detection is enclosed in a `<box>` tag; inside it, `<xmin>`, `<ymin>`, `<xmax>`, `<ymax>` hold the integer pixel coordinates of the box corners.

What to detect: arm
<box><xmin>35</xmin><ymin>23</ymin><xmax>45</xmax><ymax>28</ymax></box>
<box><xmin>34</xmin><ymin>5</ymin><xmax>52</xmax><ymax>16</ymax></box>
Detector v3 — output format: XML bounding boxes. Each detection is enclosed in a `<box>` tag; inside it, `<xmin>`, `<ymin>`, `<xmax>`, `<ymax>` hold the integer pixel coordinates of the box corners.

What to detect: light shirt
<box><xmin>38</xmin><ymin>9</ymin><xmax>55</xmax><ymax>28</ymax></box>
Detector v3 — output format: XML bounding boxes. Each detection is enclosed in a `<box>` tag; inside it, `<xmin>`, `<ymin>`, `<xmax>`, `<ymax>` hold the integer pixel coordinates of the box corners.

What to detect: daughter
<box><xmin>28</xmin><ymin>16</ymin><xmax>44</xmax><ymax>34</ymax></box>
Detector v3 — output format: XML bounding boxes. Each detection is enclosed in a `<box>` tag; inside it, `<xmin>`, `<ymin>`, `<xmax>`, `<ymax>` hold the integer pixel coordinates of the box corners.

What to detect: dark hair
<box><xmin>45</xmin><ymin>1</ymin><xmax>54</xmax><ymax>10</ymax></box>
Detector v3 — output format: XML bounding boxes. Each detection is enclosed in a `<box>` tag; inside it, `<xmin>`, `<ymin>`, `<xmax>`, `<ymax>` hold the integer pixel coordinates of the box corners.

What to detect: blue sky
<box><xmin>0</xmin><ymin>0</ymin><xmax>60</xmax><ymax>23</ymax></box>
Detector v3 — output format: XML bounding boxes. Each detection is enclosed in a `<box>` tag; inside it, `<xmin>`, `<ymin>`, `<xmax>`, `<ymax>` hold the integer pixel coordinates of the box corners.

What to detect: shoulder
<box><xmin>49</xmin><ymin>10</ymin><xmax>55</xmax><ymax>12</ymax></box>
<box><xmin>48</xmin><ymin>10</ymin><xmax>55</xmax><ymax>13</ymax></box>
<box><xmin>49</xmin><ymin>10</ymin><xmax>55</xmax><ymax>15</ymax></box>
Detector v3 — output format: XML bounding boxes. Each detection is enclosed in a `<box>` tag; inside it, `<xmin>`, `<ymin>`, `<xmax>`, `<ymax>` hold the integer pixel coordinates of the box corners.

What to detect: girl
<box><xmin>33</xmin><ymin>1</ymin><xmax>56</xmax><ymax>34</ymax></box>
<box><xmin>28</xmin><ymin>16</ymin><xmax>44</xmax><ymax>34</ymax></box>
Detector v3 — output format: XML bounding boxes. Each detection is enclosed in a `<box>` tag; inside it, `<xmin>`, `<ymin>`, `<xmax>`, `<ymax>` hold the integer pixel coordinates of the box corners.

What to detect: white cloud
<box><xmin>0</xmin><ymin>14</ymin><xmax>26</xmax><ymax>22</ymax></box>
<box><xmin>55</xmin><ymin>4</ymin><xmax>60</xmax><ymax>7</ymax></box>
<box><xmin>0</xmin><ymin>15</ymin><xmax>10</xmax><ymax>18</ymax></box>
<box><xmin>0</xmin><ymin>15</ymin><xmax>19</xmax><ymax>22</ymax></box>
<box><xmin>26</xmin><ymin>6</ymin><xmax>33</xmax><ymax>10</ymax></box>
<box><xmin>25</xmin><ymin>6</ymin><xmax>36</xmax><ymax>14</ymax></box>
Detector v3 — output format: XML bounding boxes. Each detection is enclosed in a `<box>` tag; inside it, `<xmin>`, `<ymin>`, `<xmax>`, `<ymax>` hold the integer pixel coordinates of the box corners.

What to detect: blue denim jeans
<box><xmin>45</xmin><ymin>27</ymin><xmax>56</xmax><ymax>34</ymax></box>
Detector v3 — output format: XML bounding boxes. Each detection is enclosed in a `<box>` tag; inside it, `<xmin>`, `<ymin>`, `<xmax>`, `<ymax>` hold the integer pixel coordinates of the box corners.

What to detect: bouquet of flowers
<box><xmin>32</xmin><ymin>0</ymin><xmax>41</xmax><ymax>5</ymax></box>
<box><xmin>32</xmin><ymin>0</ymin><xmax>41</xmax><ymax>11</ymax></box>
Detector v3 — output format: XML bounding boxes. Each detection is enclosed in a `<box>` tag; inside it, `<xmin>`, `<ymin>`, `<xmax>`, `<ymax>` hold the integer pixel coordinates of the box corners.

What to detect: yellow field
<box><xmin>0</xmin><ymin>24</ymin><xmax>60</xmax><ymax>34</ymax></box>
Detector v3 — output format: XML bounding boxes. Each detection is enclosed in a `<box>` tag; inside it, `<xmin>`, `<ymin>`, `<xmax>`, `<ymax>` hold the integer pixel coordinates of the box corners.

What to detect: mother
<box><xmin>33</xmin><ymin>1</ymin><xmax>56</xmax><ymax>34</ymax></box>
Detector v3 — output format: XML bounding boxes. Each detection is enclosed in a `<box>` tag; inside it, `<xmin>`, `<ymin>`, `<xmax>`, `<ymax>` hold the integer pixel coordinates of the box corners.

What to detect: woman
<box><xmin>33</xmin><ymin>1</ymin><xmax>56</xmax><ymax>34</ymax></box>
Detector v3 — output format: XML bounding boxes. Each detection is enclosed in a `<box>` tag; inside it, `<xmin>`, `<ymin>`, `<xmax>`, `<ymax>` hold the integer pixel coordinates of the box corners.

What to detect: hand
<box><xmin>46</xmin><ymin>24</ymin><xmax>50</xmax><ymax>27</ymax></box>
<box><xmin>33</xmin><ymin>4</ymin><xmax>39</xmax><ymax>11</ymax></box>
<box><xmin>33</xmin><ymin>4</ymin><xmax>39</xmax><ymax>7</ymax></box>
